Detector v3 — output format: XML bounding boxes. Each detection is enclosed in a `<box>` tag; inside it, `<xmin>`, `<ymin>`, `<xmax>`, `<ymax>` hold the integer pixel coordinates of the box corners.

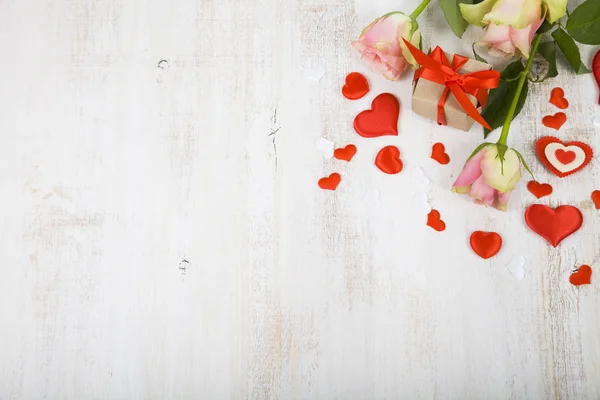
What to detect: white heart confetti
<box><xmin>412</xmin><ymin>192</ymin><xmax>431</xmax><ymax>215</ymax></box>
<box><xmin>411</xmin><ymin>166</ymin><xmax>430</xmax><ymax>186</ymax></box>
<box><xmin>316</xmin><ymin>138</ymin><xmax>334</xmax><ymax>159</ymax></box>
<box><xmin>305</xmin><ymin>66</ymin><xmax>325</xmax><ymax>82</ymax></box>
<box><xmin>506</xmin><ymin>255</ymin><xmax>526</xmax><ymax>280</ymax></box>
<box><xmin>363</xmin><ymin>188</ymin><xmax>381</xmax><ymax>209</ymax></box>
<box><xmin>544</xmin><ymin>142</ymin><xmax>586</xmax><ymax>173</ymax></box>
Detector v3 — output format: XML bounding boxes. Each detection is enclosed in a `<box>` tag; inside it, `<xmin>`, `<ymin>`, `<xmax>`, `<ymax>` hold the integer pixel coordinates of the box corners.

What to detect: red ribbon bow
<box><xmin>403</xmin><ymin>39</ymin><xmax>500</xmax><ymax>130</ymax></box>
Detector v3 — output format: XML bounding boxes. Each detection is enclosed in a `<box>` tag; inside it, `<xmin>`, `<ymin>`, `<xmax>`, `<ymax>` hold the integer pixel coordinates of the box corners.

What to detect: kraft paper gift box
<box><xmin>411</xmin><ymin>54</ymin><xmax>494</xmax><ymax>132</ymax></box>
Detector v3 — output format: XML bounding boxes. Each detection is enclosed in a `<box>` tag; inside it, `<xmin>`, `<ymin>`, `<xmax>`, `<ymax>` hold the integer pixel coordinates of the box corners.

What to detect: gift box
<box><xmin>403</xmin><ymin>40</ymin><xmax>500</xmax><ymax>132</ymax></box>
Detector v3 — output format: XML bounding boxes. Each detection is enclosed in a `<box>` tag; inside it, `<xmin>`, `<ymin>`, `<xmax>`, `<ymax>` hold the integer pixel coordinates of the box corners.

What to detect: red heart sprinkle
<box><xmin>318</xmin><ymin>173</ymin><xmax>341</xmax><ymax>191</ymax></box>
<box><xmin>524</xmin><ymin>204</ymin><xmax>583</xmax><ymax>247</ymax></box>
<box><xmin>426</xmin><ymin>209</ymin><xmax>446</xmax><ymax>232</ymax></box>
<box><xmin>555</xmin><ymin>149</ymin><xmax>576</xmax><ymax>164</ymax></box>
<box><xmin>470</xmin><ymin>231</ymin><xmax>502</xmax><ymax>259</ymax></box>
<box><xmin>592</xmin><ymin>190</ymin><xmax>600</xmax><ymax>209</ymax></box>
<box><xmin>549</xmin><ymin>87</ymin><xmax>569</xmax><ymax>109</ymax></box>
<box><xmin>333</xmin><ymin>144</ymin><xmax>357</xmax><ymax>162</ymax></box>
<box><xmin>527</xmin><ymin>181</ymin><xmax>553</xmax><ymax>199</ymax></box>
<box><xmin>570</xmin><ymin>265</ymin><xmax>592</xmax><ymax>286</ymax></box>
<box><xmin>354</xmin><ymin>93</ymin><xmax>400</xmax><ymax>138</ymax></box>
<box><xmin>542</xmin><ymin>112</ymin><xmax>567</xmax><ymax>130</ymax></box>
<box><xmin>431</xmin><ymin>142</ymin><xmax>450</xmax><ymax>164</ymax></box>
<box><xmin>375</xmin><ymin>145</ymin><xmax>403</xmax><ymax>174</ymax></box>
<box><xmin>341</xmin><ymin>72</ymin><xmax>369</xmax><ymax>100</ymax></box>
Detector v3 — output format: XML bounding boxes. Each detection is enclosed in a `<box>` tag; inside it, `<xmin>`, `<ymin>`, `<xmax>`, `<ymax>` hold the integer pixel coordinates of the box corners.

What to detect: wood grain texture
<box><xmin>0</xmin><ymin>0</ymin><xmax>599</xmax><ymax>398</ymax></box>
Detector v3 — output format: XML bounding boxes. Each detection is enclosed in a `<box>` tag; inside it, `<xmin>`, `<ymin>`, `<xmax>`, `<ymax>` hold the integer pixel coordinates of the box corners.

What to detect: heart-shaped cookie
<box><xmin>549</xmin><ymin>87</ymin><xmax>569</xmax><ymax>109</ymax></box>
<box><xmin>318</xmin><ymin>173</ymin><xmax>341</xmax><ymax>191</ymax></box>
<box><xmin>375</xmin><ymin>145</ymin><xmax>403</xmax><ymax>174</ymax></box>
<box><xmin>354</xmin><ymin>93</ymin><xmax>400</xmax><ymax>138</ymax></box>
<box><xmin>470</xmin><ymin>231</ymin><xmax>502</xmax><ymax>259</ymax></box>
<box><xmin>342</xmin><ymin>72</ymin><xmax>369</xmax><ymax>100</ymax></box>
<box><xmin>592</xmin><ymin>190</ymin><xmax>600</xmax><ymax>209</ymax></box>
<box><xmin>426</xmin><ymin>209</ymin><xmax>446</xmax><ymax>232</ymax></box>
<box><xmin>535</xmin><ymin>137</ymin><xmax>593</xmax><ymax>178</ymax></box>
<box><xmin>527</xmin><ymin>181</ymin><xmax>553</xmax><ymax>199</ymax></box>
<box><xmin>334</xmin><ymin>144</ymin><xmax>357</xmax><ymax>161</ymax></box>
<box><xmin>570</xmin><ymin>265</ymin><xmax>592</xmax><ymax>286</ymax></box>
<box><xmin>524</xmin><ymin>204</ymin><xmax>583</xmax><ymax>247</ymax></box>
<box><xmin>431</xmin><ymin>142</ymin><xmax>450</xmax><ymax>164</ymax></box>
<box><xmin>542</xmin><ymin>112</ymin><xmax>567</xmax><ymax>130</ymax></box>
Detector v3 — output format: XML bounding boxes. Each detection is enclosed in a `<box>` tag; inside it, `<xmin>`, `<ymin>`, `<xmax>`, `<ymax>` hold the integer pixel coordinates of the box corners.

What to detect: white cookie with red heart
<box><xmin>536</xmin><ymin>137</ymin><xmax>593</xmax><ymax>178</ymax></box>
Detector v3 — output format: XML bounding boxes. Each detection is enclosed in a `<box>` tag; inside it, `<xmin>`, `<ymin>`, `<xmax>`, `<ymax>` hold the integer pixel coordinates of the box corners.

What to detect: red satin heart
<box><xmin>318</xmin><ymin>173</ymin><xmax>341</xmax><ymax>191</ymax></box>
<box><xmin>342</xmin><ymin>72</ymin><xmax>369</xmax><ymax>100</ymax></box>
<box><xmin>524</xmin><ymin>204</ymin><xmax>583</xmax><ymax>247</ymax></box>
<box><xmin>527</xmin><ymin>181</ymin><xmax>553</xmax><ymax>199</ymax></box>
<box><xmin>333</xmin><ymin>144</ymin><xmax>357</xmax><ymax>161</ymax></box>
<box><xmin>470</xmin><ymin>231</ymin><xmax>502</xmax><ymax>259</ymax></box>
<box><xmin>375</xmin><ymin>145</ymin><xmax>403</xmax><ymax>174</ymax></box>
<box><xmin>570</xmin><ymin>265</ymin><xmax>592</xmax><ymax>286</ymax></box>
<box><xmin>592</xmin><ymin>190</ymin><xmax>600</xmax><ymax>209</ymax></box>
<box><xmin>535</xmin><ymin>136</ymin><xmax>593</xmax><ymax>178</ymax></box>
<box><xmin>542</xmin><ymin>112</ymin><xmax>566</xmax><ymax>130</ymax></box>
<box><xmin>354</xmin><ymin>93</ymin><xmax>399</xmax><ymax>138</ymax></box>
<box><xmin>427</xmin><ymin>209</ymin><xmax>446</xmax><ymax>232</ymax></box>
<box><xmin>431</xmin><ymin>142</ymin><xmax>450</xmax><ymax>165</ymax></box>
<box><xmin>549</xmin><ymin>87</ymin><xmax>569</xmax><ymax>109</ymax></box>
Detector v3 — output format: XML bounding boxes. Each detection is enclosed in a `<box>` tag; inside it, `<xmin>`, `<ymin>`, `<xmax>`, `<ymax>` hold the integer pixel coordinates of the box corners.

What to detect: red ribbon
<box><xmin>403</xmin><ymin>39</ymin><xmax>500</xmax><ymax>130</ymax></box>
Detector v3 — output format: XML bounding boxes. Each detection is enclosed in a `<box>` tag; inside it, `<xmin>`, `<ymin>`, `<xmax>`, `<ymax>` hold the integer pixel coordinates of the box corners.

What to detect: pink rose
<box><xmin>452</xmin><ymin>144</ymin><xmax>522</xmax><ymax>211</ymax></box>
<box><xmin>352</xmin><ymin>12</ymin><xmax>421</xmax><ymax>80</ymax></box>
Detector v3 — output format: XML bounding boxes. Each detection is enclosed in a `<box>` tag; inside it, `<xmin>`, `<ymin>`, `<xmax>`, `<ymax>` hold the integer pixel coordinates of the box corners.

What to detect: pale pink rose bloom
<box><xmin>452</xmin><ymin>145</ymin><xmax>522</xmax><ymax>211</ymax></box>
<box><xmin>352</xmin><ymin>12</ymin><xmax>421</xmax><ymax>80</ymax></box>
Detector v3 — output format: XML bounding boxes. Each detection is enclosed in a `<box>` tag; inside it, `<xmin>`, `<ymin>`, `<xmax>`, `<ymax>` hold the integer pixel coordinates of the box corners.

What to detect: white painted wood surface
<box><xmin>0</xmin><ymin>0</ymin><xmax>599</xmax><ymax>398</ymax></box>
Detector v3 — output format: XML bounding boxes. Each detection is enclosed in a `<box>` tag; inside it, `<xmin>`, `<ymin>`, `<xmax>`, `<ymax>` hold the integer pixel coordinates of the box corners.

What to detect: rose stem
<box><xmin>409</xmin><ymin>0</ymin><xmax>432</xmax><ymax>20</ymax></box>
<box><xmin>497</xmin><ymin>34</ymin><xmax>542</xmax><ymax>147</ymax></box>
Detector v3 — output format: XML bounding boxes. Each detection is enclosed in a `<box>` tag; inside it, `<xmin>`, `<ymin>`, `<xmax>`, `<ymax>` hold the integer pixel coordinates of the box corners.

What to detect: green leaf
<box><xmin>482</xmin><ymin>61</ymin><xmax>528</xmax><ymax>138</ymax></box>
<box><xmin>440</xmin><ymin>0</ymin><xmax>471</xmax><ymax>37</ymax></box>
<box><xmin>565</xmin><ymin>0</ymin><xmax>600</xmax><ymax>45</ymax></box>
<box><xmin>552</xmin><ymin>28</ymin><xmax>592</xmax><ymax>74</ymax></box>
<box><xmin>536</xmin><ymin>19</ymin><xmax>554</xmax><ymax>34</ymax></box>
<box><xmin>536</xmin><ymin>41</ymin><xmax>558</xmax><ymax>81</ymax></box>
<box><xmin>466</xmin><ymin>142</ymin><xmax>493</xmax><ymax>163</ymax></box>
<box><xmin>514</xmin><ymin>149</ymin><xmax>535</xmax><ymax>180</ymax></box>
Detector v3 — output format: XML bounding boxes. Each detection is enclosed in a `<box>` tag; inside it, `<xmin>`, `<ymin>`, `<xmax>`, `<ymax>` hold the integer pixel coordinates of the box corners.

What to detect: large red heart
<box><xmin>375</xmin><ymin>145</ymin><xmax>403</xmax><ymax>174</ymax></box>
<box><xmin>542</xmin><ymin>112</ymin><xmax>566</xmax><ymax>130</ymax></box>
<box><xmin>527</xmin><ymin>181</ymin><xmax>553</xmax><ymax>199</ymax></box>
<box><xmin>342</xmin><ymin>72</ymin><xmax>369</xmax><ymax>100</ymax></box>
<box><xmin>470</xmin><ymin>231</ymin><xmax>502</xmax><ymax>259</ymax></box>
<box><xmin>569</xmin><ymin>265</ymin><xmax>592</xmax><ymax>286</ymax></box>
<box><xmin>524</xmin><ymin>204</ymin><xmax>583</xmax><ymax>247</ymax></box>
<box><xmin>549</xmin><ymin>87</ymin><xmax>569</xmax><ymax>109</ymax></box>
<box><xmin>535</xmin><ymin>136</ymin><xmax>593</xmax><ymax>178</ymax></box>
<box><xmin>354</xmin><ymin>93</ymin><xmax>399</xmax><ymax>138</ymax></box>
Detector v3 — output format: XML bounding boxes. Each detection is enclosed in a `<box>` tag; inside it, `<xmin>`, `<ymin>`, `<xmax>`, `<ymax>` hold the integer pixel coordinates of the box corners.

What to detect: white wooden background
<box><xmin>0</xmin><ymin>0</ymin><xmax>599</xmax><ymax>398</ymax></box>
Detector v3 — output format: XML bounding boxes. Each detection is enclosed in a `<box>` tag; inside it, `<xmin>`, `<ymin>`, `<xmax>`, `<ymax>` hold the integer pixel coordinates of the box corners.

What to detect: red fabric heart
<box><xmin>549</xmin><ymin>87</ymin><xmax>569</xmax><ymax>109</ymax></box>
<box><xmin>535</xmin><ymin>136</ymin><xmax>593</xmax><ymax>178</ymax></box>
<box><xmin>375</xmin><ymin>145</ymin><xmax>403</xmax><ymax>174</ymax></box>
<box><xmin>542</xmin><ymin>112</ymin><xmax>567</xmax><ymax>130</ymax></box>
<box><xmin>569</xmin><ymin>265</ymin><xmax>592</xmax><ymax>286</ymax></box>
<box><xmin>431</xmin><ymin>142</ymin><xmax>450</xmax><ymax>165</ymax></box>
<box><xmin>333</xmin><ymin>144</ymin><xmax>357</xmax><ymax>161</ymax></box>
<box><xmin>470</xmin><ymin>231</ymin><xmax>502</xmax><ymax>259</ymax></box>
<box><xmin>426</xmin><ymin>209</ymin><xmax>446</xmax><ymax>232</ymax></box>
<box><xmin>342</xmin><ymin>72</ymin><xmax>369</xmax><ymax>100</ymax></box>
<box><xmin>524</xmin><ymin>204</ymin><xmax>583</xmax><ymax>247</ymax></box>
<box><xmin>592</xmin><ymin>190</ymin><xmax>600</xmax><ymax>209</ymax></box>
<box><xmin>527</xmin><ymin>181</ymin><xmax>553</xmax><ymax>199</ymax></box>
<box><xmin>318</xmin><ymin>173</ymin><xmax>341</xmax><ymax>191</ymax></box>
<box><xmin>354</xmin><ymin>93</ymin><xmax>400</xmax><ymax>138</ymax></box>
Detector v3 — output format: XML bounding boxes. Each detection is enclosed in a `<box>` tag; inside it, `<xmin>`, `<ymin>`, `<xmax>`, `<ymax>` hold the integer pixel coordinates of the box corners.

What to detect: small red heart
<box><xmin>524</xmin><ymin>204</ymin><xmax>583</xmax><ymax>247</ymax></box>
<box><xmin>535</xmin><ymin>136</ymin><xmax>593</xmax><ymax>178</ymax></box>
<box><xmin>333</xmin><ymin>144</ymin><xmax>357</xmax><ymax>161</ymax></box>
<box><xmin>375</xmin><ymin>145</ymin><xmax>403</xmax><ymax>174</ymax></box>
<box><xmin>549</xmin><ymin>87</ymin><xmax>569</xmax><ymax>109</ymax></box>
<box><xmin>430</xmin><ymin>142</ymin><xmax>450</xmax><ymax>165</ymax></box>
<box><xmin>542</xmin><ymin>112</ymin><xmax>567</xmax><ymax>130</ymax></box>
<box><xmin>354</xmin><ymin>93</ymin><xmax>400</xmax><ymax>138</ymax></box>
<box><xmin>470</xmin><ymin>231</ymin><xmax>502</xmax><ymax>259</ymax></box>
<box><xmin>427</xmin><ymin>209</ymin><xmax>446</xmax><ymax>232</ymax></box>
<box><xmin>342</xmin><ymin>72</ymin><xmax>369</xmax><ymax>100</ymax></box>
<box><xmin>570</xmin><ymin>265</ymin><xmax>592</xmax><ymax>286</ymax></box>
<box><xmin>592</xmin><ymin>190</ymin><xmax>600</xmax><ymax>209</ymax></box>
<box><xmin>318</xmin><ymin>173</ymin><xmax>341</xmax><ymax>191</ymax></box>
<box><xmin>527</xmin><ymin>181</ymin><xmax>553</xmax><ymax>199</ymax></box>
